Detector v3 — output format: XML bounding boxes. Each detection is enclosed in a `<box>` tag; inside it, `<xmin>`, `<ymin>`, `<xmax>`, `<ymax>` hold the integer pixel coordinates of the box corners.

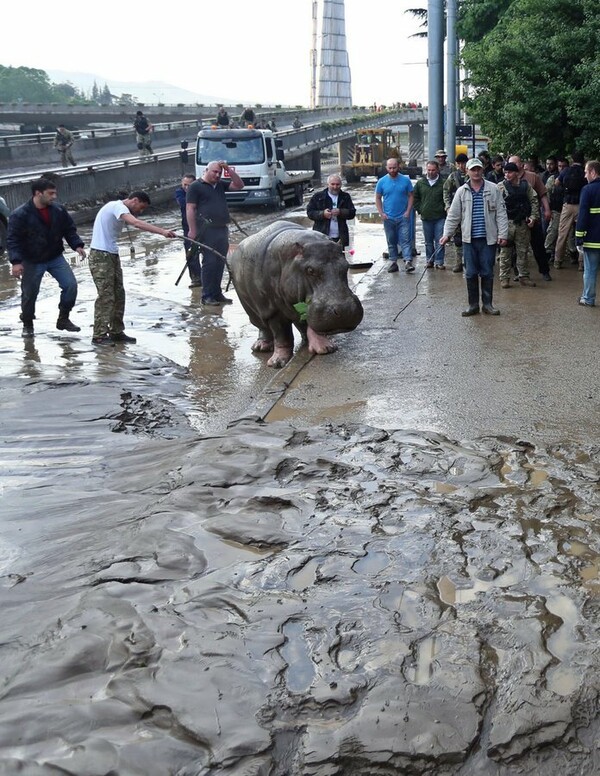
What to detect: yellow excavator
<box><xmin>342</xmin><ymin>128</ymin><xmax>422</xmax><ymax>182</ymax></box>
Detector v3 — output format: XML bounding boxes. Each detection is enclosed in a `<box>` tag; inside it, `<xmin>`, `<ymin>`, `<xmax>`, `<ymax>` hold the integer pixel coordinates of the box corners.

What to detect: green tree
<box><xmin>0</xmin><ymin>65</ymin><xmax>55</xmax><ymax>102</ymax></box>
<box><xmin>460</xmin><ymin>0</ymin><xmax>600</xmax><ymax>157</ymax></box>
<box><xmin>100</xmin><ymin>84</ymin><xmax>113</xmax><ymax>106</ymax></box>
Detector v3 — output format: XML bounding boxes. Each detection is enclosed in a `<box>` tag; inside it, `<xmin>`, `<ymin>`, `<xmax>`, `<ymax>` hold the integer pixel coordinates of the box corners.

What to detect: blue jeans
<box><xmin>21</xmin><ymin>255</ymin><xmax>77</xmax><ymax>322</ymax></box>
<box><xmin>422</xmin><ymin>218</ymin><xmax>446</xmax><ymax>264</ymax></box>
<box><xmin>463</xmin><ymin>238</ymin><xmax>496</xmax><ymax>280</ymax></box>
<box><xmin>201</xmin><ymin>227</ymin><xmax>229</xmax><ymax>302</ymax></box>
<box><xmin>383</xmin><ymin>217</ymin><xmax>411</xmax><ymax>262</ymax></box>
<box><xmin>581</xmin><ymin>248</ymin><xmax>600</xmax><ymax>305</ymax></box>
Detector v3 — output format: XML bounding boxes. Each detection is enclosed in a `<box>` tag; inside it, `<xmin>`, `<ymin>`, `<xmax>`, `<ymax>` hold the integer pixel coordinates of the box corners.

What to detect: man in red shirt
<box><xmin>7</xmin><ymin>178</ymin><xmax>86</xmax><ymax>338</ymax></box>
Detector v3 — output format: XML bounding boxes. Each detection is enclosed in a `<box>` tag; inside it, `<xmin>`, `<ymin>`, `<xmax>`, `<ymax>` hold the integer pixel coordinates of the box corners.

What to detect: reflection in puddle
<box><xmin>280</xmin><ymin>621</ymin><xmax>315</xmax><ymax>693</ymax></box>
<box><xmin>404</xmin><ymin>635</ymin><xmax>439</xmax><ymax>685</ymax></box>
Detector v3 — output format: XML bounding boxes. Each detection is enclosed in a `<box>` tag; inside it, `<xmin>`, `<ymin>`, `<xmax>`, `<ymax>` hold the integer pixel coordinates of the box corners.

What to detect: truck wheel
<box><xmin>276</xmin><ymin>184</ymin><xmax>286</xmax><ymax>209</ymax></box>
<box><xmin>345</xmin><ymin>170</ymin><xmax>358</xmax><ymax>184</ymax></box>
<box><xmin>292</xmin><ymin>184</ymin><xmax>303</xmax><ymax>207</ymax></box>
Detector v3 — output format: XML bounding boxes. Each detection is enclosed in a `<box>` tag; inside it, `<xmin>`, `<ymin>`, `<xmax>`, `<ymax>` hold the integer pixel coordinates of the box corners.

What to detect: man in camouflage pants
<box><xmin>497</xmin><ymin>162</ymin><xmax>539</xmax><ymax>288</ymax></box>
<box><xmin>54</xmin><ymin>125</ymin><xmax>77</xmax><ymax>167</ymax></box>
<box><xmin>88</xmin><ymin>191</ymin><xmax>176</xmax><ymax>346</ymax></box>
<box><xmin>443</xmin><ymin>153</ymin><xmax>469</xmax><ymax>272</ymax></box>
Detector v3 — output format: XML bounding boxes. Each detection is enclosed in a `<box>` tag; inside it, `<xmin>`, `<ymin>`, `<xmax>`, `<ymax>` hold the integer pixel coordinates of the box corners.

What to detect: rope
<box><xmin>392</xmin><ymin>244</ymin><xmax>444</xmax><ymax>322</ymax></box>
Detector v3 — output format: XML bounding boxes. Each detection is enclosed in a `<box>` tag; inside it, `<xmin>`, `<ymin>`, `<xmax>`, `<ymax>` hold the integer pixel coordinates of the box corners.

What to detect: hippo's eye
<box><xmin>306</xmin><ymin>266</ymin><xmax>315</xmax><ymax>276</ymax></box>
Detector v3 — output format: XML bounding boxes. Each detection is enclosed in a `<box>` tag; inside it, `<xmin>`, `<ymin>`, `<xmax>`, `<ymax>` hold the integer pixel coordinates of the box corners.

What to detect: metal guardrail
<box><xmin>0</xmin><ymin>119</ymin><xmax>204</xmax><ymax>148</ymax></box>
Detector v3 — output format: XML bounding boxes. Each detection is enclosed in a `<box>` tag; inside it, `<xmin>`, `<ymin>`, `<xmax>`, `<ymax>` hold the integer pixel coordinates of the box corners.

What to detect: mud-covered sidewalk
<box><xmin>1</xmin><ymin>189</ymin><xmax>600</xmax><ymax>775</ymax></box>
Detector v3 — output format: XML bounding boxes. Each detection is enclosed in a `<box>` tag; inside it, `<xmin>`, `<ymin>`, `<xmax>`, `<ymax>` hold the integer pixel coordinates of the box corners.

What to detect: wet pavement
<box><xmin>1</xmin><ymin>183</ymin><xmax>600</xmax><ymax>775</ymax></box>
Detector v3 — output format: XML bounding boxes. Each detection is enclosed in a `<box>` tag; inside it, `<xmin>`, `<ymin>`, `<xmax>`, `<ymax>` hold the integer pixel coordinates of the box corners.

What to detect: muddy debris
<box><xmin>2</xmin><ymin>400</ymin><xmax>600</xmax><ymax>775</ymax></box>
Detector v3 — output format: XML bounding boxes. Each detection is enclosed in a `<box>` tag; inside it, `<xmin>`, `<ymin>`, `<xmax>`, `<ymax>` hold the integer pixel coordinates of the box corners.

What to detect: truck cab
<box><xmin>195</xmin><ymin>127</ymin><xmax>311</xmax><ymax>208</ymax></box>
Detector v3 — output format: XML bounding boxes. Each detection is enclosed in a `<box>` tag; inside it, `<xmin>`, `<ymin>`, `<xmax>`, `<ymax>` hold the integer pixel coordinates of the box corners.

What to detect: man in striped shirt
<box><xmin>440</xmin><ymin>158</ymin><xmax>508</xmax><ymax>316</ymax></box>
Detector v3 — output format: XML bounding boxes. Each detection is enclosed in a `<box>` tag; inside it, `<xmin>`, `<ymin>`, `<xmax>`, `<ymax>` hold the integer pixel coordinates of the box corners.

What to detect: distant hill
<box><xmin>47</xmin><ymin>69</ymin><xmax>243</xmax><ymax>106</ymax></box>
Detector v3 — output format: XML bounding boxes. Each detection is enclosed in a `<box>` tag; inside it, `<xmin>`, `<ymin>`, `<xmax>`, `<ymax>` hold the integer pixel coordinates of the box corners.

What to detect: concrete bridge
<box><xmin>0</xmin><ymin>102</ymin><xmax>427</xmax><ymax>129</ymax></box>
<box><xmin>0</xmin><ymin>109</ymin><xmax>429</xmax><ymax>215</ymax></box>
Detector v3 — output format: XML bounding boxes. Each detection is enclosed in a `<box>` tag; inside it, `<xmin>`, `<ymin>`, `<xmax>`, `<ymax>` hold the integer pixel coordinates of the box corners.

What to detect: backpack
<box><xmin>562</xmin><ymin>165</ymin><xmax>586</xmax><ymax>204</ymax></box>
<box><xmin>134</xmin><ymin>116</ymin><xmax>149</xmax><ymax>134</ymax></box>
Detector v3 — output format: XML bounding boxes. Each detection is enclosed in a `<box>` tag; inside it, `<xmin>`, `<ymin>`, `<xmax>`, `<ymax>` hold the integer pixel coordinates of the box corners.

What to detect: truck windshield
<box><xmin>197</xmin><ymin>136</ymin><xmax>265</xmax><ymax>165</ymax></box>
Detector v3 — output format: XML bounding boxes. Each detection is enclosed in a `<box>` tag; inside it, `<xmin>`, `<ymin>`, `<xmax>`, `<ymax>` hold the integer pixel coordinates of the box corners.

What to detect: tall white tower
<box><xmin>317</xmin><ymin>0</ymin><xmax>352</xmax><ymax>107</ymax></box>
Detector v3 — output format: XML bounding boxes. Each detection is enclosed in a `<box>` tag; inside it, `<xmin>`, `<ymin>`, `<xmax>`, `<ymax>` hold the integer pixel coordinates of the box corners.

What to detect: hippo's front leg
<box><xmin>307</xmin><ymin>326</ymin><xmax>338</xmax><ymax>355</ymax></box>
<box><xmin>267</xmin><ymin>317</ymin><xmax>295</xmax><ymax>368</ymax></box>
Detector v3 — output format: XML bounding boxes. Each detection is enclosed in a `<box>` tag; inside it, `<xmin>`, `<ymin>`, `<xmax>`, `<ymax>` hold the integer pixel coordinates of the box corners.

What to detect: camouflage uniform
<box><xmin>134</xmin><ymin>114</ymin><xmax>153</xmax><ymax>157</ymax></box>
<box><xmin>88</xmin><ymin>249</ymin><xmax>126</xmax><ymax>338</ymax></box>
<box><xmin>54</xmin><ymin>128</ymin><xmax>76</xmax><ymax>167</ymax></box>
<box><xmin>497</xmin><ymin>179</ymin><xmax>539</xmax><ymax>281</ymax></box>
<box><xmin>443</xmin><ymin>170</ymin><xmax>466</xmax><ymax>269</ymax></box>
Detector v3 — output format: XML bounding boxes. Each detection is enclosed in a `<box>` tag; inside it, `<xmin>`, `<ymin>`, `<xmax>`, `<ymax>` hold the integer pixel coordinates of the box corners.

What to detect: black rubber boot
<box><xmin>57</xmin><ymin>316</ymin><xmax>81</xmax><ymax>332</ymax></box>
<box><xmin>481</xmin><ymin>277</ymin><xmax>500</xmax><ymax>315</ymax></box>
<box><xmin>461</xmin><ymin>276</ymin><xmax>480</xmax><ymax>317</ymax></box>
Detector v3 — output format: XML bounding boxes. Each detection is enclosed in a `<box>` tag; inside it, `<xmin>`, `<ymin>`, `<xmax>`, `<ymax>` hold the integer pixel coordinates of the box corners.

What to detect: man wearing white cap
<box><xmin>440</xmin><ymin>158</ymin><xmax>508</xmax><ymax>316</ymax></box>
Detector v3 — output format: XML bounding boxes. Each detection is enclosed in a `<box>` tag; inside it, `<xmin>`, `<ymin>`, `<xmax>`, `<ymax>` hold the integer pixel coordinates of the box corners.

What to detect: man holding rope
<box><xmin>186</xmin><ymin>160</ymin><xmax>244</xmax><ymax>306</ymax></box>
<box><xmin>88</xmin><ymin>191</ymin><xmax>176</xmax><ymax>346</ymax></box>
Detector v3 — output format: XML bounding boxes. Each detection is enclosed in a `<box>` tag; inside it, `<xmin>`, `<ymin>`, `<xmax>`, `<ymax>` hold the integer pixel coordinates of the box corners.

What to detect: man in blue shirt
<box><xmin>375</xmin><ymin>158</ymin><xmax>415</xmax><ymax>273</ymax></box>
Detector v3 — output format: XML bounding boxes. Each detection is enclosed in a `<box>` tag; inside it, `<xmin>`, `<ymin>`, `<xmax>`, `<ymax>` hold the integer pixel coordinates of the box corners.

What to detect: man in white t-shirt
<box><xmin>88</xmin><ymin>191</ymin><xmax>176</xmax><ymax>345</ymax></box>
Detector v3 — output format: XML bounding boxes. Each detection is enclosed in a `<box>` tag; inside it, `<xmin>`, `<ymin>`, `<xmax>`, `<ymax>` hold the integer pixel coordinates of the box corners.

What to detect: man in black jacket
<box><xmin>7</xmin><ymin>178</ymin><xmax>86</xmax><ymax>337</ymax></box>
<box><xmin>306</xmin><ymin>174</ymin><xmax>356</xmax><ymax>249</ymax></box>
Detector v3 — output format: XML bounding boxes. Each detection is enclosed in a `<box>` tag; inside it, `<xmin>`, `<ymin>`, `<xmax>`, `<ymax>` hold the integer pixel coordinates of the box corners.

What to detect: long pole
<box><xmin>446</xmin><ymin>0</ymin><xmax>457</xmax><ymax>162</ymax></box>
<box><xmin>427</xmin><ymin>0</ymin><xmax>445</xmax><ymax>159</ymax></box>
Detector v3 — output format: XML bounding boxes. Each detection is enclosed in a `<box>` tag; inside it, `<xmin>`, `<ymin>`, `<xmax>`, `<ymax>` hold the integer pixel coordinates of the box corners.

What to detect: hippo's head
<box><xmin>282</xmin><ymin>238</ymin><xmax>364</xmax><ymax>334</ymax></box>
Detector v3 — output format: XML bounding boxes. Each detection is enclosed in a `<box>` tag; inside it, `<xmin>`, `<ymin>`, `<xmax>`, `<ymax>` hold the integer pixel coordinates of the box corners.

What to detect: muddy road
<box><xmin>1</xmin><ymin>182</ymin><xmax>600</xmax><ymax>775</ymax></box>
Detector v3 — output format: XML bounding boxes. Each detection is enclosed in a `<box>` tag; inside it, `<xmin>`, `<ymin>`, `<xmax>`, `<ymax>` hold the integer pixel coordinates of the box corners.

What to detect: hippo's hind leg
<box><xmin>251</xmin><ymin>329</ymin><xmax>274</xmax><ymax>353</ymax></box>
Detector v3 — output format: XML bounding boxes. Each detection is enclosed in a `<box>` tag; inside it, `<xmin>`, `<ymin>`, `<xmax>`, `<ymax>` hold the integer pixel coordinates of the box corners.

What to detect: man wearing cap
<box><xmin>443</xmin><ymin>153</ymin><xmax>469</xmax><ymax>272</ymax></box>
<box><xmin>434</xmin><ymin>150</ymin><xmax>453</xmax><ymax>179</ymax></box>
<box><xmin>440</xmin><ymin>158</ymin><xmax>508</xmax><ymax>316</ymax></box>
<box><xmin>375</xmin><ymin>157</ymin><xmax>415</xmax><ymax>273</ymax></box>
<box><xmin>497</xmin><ymin>163</ymin><xmax>539</xmax><ymax>288</ymax></box>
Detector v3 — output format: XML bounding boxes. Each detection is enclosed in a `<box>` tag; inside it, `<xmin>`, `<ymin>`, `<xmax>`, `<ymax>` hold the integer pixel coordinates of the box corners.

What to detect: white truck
<box><xmin>195</xmin><ymin>127</ymin><xmax>314</xmax><ymax>208</ymax></box>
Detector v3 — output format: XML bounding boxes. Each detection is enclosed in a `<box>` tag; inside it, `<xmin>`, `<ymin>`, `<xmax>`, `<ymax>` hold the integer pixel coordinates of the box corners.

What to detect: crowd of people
<box><xmin>304</xmin><ymin>146</ymin><xmax>599</xmax><ymax>315</ymax></box>
<box><xmin>367</xmin><ymin>148</ymin><xmax>598</xmax><ymax>315</ymax></box>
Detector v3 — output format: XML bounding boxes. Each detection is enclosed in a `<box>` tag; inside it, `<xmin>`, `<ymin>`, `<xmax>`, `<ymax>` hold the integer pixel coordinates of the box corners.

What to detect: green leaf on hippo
<box><xmin>293</xmin><ymin>300</ymin><xmax>310</xmax><ymax>321</ymax></box>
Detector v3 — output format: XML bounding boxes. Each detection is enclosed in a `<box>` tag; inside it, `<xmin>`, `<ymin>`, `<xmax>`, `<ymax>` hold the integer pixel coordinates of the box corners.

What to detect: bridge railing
<box><xmin>0</xmin><ymin>119</ymin><xmax>205</xmax><ymax>148</ymax></box>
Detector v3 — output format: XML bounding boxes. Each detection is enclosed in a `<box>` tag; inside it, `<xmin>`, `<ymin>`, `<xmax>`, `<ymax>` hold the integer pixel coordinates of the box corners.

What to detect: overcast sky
<box><xmin>3</xmin><ymin>0</ymin><xmax>430</xmax><ymax>106</ymax></box>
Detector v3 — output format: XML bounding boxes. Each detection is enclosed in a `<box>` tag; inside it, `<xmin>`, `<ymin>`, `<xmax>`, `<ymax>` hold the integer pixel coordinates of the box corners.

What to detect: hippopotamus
<box><xmin>229</xmin><ymin>221</ymin><xmax>364</xmax><ymax>368</ymax></box>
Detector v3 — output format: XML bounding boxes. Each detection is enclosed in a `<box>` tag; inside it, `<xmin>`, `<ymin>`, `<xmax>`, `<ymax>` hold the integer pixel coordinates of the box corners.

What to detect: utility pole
<box><xmin>427</xmin><ymin>0</ymin><xmax>444</xmax><ymax>159</ymax></box>
<box><xmin>446</xmin><ymin>0</ymin><xmax>457</xmax><ymax>161</ymax></box>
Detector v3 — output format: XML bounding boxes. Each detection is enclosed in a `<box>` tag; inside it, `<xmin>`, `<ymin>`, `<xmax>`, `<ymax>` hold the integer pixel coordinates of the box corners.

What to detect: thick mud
<box><xmin>1</xmin><ymin>402</ymin><xmax>600</xmax><ymax>774</ymax></box>
<box><xmin>1</xmin><ymin>184</ymin><xmax>599</xmax><ymax>774</ymax></box>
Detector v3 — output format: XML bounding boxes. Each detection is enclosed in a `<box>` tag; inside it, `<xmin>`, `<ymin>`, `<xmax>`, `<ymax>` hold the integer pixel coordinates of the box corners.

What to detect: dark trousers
<box><xmin>529</xmin><ymin>221</ymin><xmax>550</xmax><ymax>274</ymax></box>
<box><xmin>21</xmin><ymin>255</ymin><xmax>77</xmax><ymax>323</ymax></box>
<box><xmin>201</xmin><ymin>227</ymin><xmax>229</xmax><ymax>302</ymax></box>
